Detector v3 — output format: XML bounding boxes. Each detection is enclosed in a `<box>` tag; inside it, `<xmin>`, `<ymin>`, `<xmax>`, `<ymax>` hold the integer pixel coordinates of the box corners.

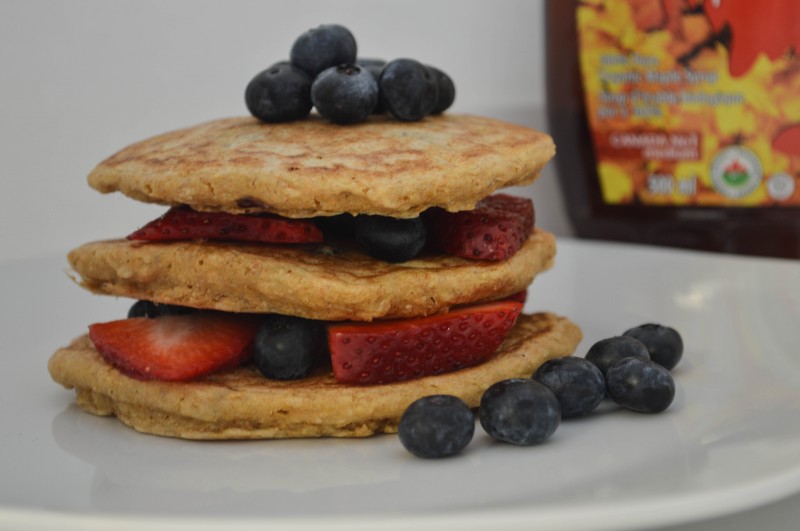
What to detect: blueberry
<box><xmin>356</xmin><ymin>58</ymin><xmax>386</xmax><ymax>69</ymax></box>
<box><xmin>367</xmin><ymin>78</ymin><xmax>386</xmax><ymax>113</ymax></box>
<box><xmin>379</xmin><ymin>59</ymin><xmax>439</xmax><ymax>121</ymax></box>
<box><xmin>606</xmin><ymin>357</ymin><xmax>675</xmax><ymax>413</ymax></box>
<box><xmin>357</xmin><ymin>58</ymin><xmax>387</xmax><ymax>113</ymax></box>
<box><xmin>354</xmin><ymin>215</ymin><xmax>427</xmax><ymax>262</ymax></box>
<box><xmin>398</xmin><ymin>395</ymin><xmax>475</xmax><ymax>458</ymax></box>
<box><xmin>532</xmin><ymin>357</ymin><xmax>605</xmax><ymax>418</ymax></box>
<box><xmin>360</xmin><ymin>63</ymin><xmax>384</xmax><ymax>86</ymax></box>
<box><xmin>585</xmin><ymin>336</ymin><xmax>650</xmax><ymax>377</ymax></box>
<box><xmin>479</xmin><ymin>379</ymin><xmax>560</xmax><ymax>446</ymax></box>
<box><xmin>623</xmin><ymin>323</ymin><xmax>683</xmax><ymax>370</ymax></box>
<box><xmin>254</xmin><ymin>315</ymin><xmax>327</xmax><ymax>380</ymax></box>
<box><xmin>128</xmin><ymin>300</ymin><xmax>160</xmax><ymax>318</ymax></box>
<box><xmin>311</xmin><ymin>64</ymin><xmax>378</xmax><ymax>124</ymax></box>
<box><xmin>314</xmin><ymin>213</ymin><xmax>355</xmax><ymax>239</ymax></box>
<box><xmin>127</xmin><ymin>300</ymin><xmax>193</xmax><ymax>318</ymax></box>
<box><xmin>290</xmin><ymin>24</ymin><xmax>357</xmax><ymax>78</ymax></box>
<box><xmin>245</xmin><ymin>63</ymin><xmax>312</xmax><ymax>123</ymax></box>
<box><xmin>427</xmin><ymin>65</ymin><xmax>455</xmax><ymax>114</ymax></box>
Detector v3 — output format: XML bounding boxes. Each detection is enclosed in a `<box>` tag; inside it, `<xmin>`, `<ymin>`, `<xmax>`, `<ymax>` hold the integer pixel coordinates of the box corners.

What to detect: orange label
<box><xmin>577</xmin><ymin>0</ymin><xmax>800</xmax><ymax>207</ymax></box>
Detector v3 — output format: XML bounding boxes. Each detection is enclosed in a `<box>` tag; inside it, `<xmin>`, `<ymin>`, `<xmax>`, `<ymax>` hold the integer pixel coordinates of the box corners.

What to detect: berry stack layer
<box><xmin>48</xmin><ymin>113</ymin><xmax>582</xmax><ymax>439</ymax></box>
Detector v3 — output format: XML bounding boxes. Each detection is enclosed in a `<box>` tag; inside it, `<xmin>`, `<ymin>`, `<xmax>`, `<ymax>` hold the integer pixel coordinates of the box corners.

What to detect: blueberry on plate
<box><xmin>533</xmin><ymin>357</ymin><xmax>605</xmax><ymax>418</ymax></box>
<box><xmin>354</xmin><ymin>215</ymin><xmax>427</xmax><ymax>262</ymax></box>
<box><xmin>427</xmin><ymin>65</ymin><xmax>455</xmax><ymax>114</ymax></box>
<box><xmin>479</xmin><ymin>378</ymin><xmax>560</xmax><ymax>446</ymax></box>
<box><xmin>311</xmin><ymin>64</ymin><xmax>378</xmax><ymax>124</ymax></box>
<box><xmin>585</xmin><ymin>335</ymin><xmax>650</xmax><ymax>377</ymax></box>
<box><xmin>245</xmin><ymin>63</ymin><xmax>312</xmax><ymax>123</ymax></box>
<box><xmin>399</xmin><ymin>395</ymin><xmax>475</xmax><ymax>458</ymax></box>
<box><xmin>606</xmin><ymin>357</ymin><xmax>675</xmax><ymax>413</ymax></box>
<box><xmin>253</xmin><ymin>315</ymin><xmax>327</xmax><ymax>380</ymax></box>
<box><xmin>379</xmin><ymin>58</ymin><xmax>439</xmax><ymax>121</ymax></box>
<box><xmin>623</xmin><ymin>323</ymin><xmax>683</xmax><ymax>370</ymax></box>
<box><xmin>290</xmin><ymin>24</ymin><xmax>357</xmax><ymax>78</ymax></box>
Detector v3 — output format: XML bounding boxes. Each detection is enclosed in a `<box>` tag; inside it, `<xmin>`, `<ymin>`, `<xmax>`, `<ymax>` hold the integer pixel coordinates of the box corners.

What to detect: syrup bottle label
<box><xmin>577</xmin><ymin>0</ymin><xmax>800</xmax><ymax>207</ymax></box>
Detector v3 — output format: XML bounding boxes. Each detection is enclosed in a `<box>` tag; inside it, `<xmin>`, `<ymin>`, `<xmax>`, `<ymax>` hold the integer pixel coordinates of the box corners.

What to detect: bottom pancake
<box><xmin>48</xmin><ymin>312</ymin><xmax>582</xmax><ymax>440</ymax></box>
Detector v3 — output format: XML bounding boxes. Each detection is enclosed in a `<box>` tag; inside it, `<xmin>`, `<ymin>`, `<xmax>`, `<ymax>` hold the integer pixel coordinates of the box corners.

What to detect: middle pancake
<box><xmin>69</xmin><ymin>228</ymin><xmax>555</xmax><ymax>321</ymax></box>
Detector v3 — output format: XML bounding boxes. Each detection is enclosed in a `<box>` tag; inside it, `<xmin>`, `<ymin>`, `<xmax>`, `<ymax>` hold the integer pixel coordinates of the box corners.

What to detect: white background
<box><xmin>0</xmin><ymin>0</ymin><xmax>572</xmax><ymax>262</ymax></box>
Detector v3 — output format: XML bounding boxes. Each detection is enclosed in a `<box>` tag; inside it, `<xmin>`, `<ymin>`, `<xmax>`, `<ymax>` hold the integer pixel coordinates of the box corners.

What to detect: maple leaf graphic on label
<box><xmin>661</xmin><ymin>0</ymin><xmax>800</xmax><ymax>77</ymax></box>
<box><xmin>701</xmin><ymin>0</ymin><xmax>800</xmax><ymax>76</ymax></box>
<box><xmin>773</xmin><ymin>125</ymin><xmax>800</xmax><ymax>157</ymax></box>
<box><xmin>722</xmin><ymin>159</ymin><xmax>750</xmax><ymax>187</ymax></box>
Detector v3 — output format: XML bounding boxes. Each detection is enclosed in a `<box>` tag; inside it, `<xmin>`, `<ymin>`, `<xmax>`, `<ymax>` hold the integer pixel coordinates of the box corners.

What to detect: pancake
<box><xmin>48</xmin><ymin>312</ymin><xmax>582</xmax><ymax>440</ymax></box>
<box><xmin>86</xmin><ymin>114</ymin><xmax>555</xmax><ymax>218</ymax></box>
<box><xmin>68</xmin><ymin>228</ymin><xmax>556</xmax><ymax>321</ymax></box>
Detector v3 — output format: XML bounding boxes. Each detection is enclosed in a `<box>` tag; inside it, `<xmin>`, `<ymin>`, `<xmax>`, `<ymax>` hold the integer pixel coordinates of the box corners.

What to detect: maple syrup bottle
<box><xmin>546</xmin><ymin>0</ymin><xmax>800</xmax><ymax>258</ymax></box>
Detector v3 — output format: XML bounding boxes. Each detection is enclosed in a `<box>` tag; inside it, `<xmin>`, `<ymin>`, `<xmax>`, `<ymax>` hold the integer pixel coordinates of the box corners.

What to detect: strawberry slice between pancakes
<box><xmin>88</xmin><ymin>313</ymin><xmax>262</xmax><ymax>381</ymax></box>
<box><xmin>128</xmin><ymin>207</ymin><xmax>323</xmax><ymax>244</ymax></box>
<box><xmin>328</xmin><ymin>300</ymin><xmax>523</xmax><ymax>385</ymax></box>
<box><xmin>425</xmin><ymin>194</ymin><xmax>534</xmax><ymax>261</ymax></box>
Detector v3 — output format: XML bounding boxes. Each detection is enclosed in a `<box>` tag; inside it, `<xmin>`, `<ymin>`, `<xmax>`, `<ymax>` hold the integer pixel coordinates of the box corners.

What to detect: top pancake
<box><xmin>87</xmin><ymin>114</ymin><xmax>555</xmax><ymax>218</ymax></box>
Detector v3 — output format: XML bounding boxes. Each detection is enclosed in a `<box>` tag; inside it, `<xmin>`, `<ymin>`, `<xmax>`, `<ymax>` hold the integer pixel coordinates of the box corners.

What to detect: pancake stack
<box><xmin>48</xmin><ymin>113</ymin><xmax>582</xmax><ymax>439</ymax></box>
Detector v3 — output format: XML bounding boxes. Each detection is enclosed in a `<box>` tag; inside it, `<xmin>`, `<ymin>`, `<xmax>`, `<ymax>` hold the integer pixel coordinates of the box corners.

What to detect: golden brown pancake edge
<box><xmin>87</xmin><ymin>114</ymin><xmax>555</xmax><ymax>218</ymax></box>
<box><xmin>48</xmin><ymin>312</ymin><xmax>582</xmax><ymax>440</ymax></box>
<box><xmin>68</xmin><ymin>228</ymin><xmax>556</xmax><ymax>321</ymax></box>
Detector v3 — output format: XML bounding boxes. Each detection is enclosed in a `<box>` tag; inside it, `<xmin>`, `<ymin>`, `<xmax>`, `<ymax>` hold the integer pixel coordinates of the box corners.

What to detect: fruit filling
<box><xmin>128</xmin><ymin>194</ymin><xmax>535</xmax><ymax>263</ymax></box>
<box><xmin>328</xmin><ymin>301</ymin><xmax>523</xmax><ymax>385</ymax></box>
<box><xmin>128</xmin><ymin>207</ymin><xmax>323</xmax><ymax>243</ymax></box>
<box><xmin>88</xmin><ymin>312</ymin><xmax>263</xmax><ymax>381</ymax></box>
<box><xmin>424</xmin><ymin>194</ymin><xmax>535</xmax><ymax>261</ymax></box>
<box><xmin>87</xmin><ymin>300</ymin><xmax>524</xmax><ymax>385</ymax></box>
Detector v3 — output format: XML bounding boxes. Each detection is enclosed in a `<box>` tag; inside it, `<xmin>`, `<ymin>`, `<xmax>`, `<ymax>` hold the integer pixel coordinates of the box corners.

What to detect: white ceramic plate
<box><xmin>2</xmin><ymin>239</ymin><xmax>800</xmax><ymax>531</ymax></box>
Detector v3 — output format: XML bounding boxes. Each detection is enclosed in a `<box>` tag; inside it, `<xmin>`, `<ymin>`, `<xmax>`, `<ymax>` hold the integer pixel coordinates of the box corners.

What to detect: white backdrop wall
<box><xmin>0</xmin><ymin>0</ymin><xmax>570</xmax><ymax>262</ymax></box>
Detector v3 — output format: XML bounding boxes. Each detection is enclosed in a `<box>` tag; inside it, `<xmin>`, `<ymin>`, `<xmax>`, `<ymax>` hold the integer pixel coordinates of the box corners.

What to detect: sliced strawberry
<box><xmin>88</xmin><ymin>313</ymin><xmax>262</xmax><ymax>381</ymax></box>
<box><xmin>424</xmin><ymin>194</ymin><xmax>535</xmax><ymax>261</ymax></box>
<box><xmin>128</xmin><ymin>207</ymin><xmax>323</xmax><ymax>244</ymax></box>
<box><xmin>505</xmin><ymin>290</ymin><xmax>528</xmax><ymax>304</ymax></box>
<box><xmin>328</xmin><ymin>300</ymin><xmax>523</xmax><ymax>385</ymax></box>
